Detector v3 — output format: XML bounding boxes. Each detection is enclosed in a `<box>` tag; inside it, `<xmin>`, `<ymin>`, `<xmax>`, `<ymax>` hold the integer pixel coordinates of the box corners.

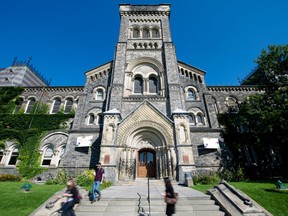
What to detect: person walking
<box><xmin>91</xmin><ymin>162</ymin><xmax>105</xmax><ymax>203</ymax></box>
<box><xmin>163</xmin><ymin>177</ymin><xmax>176</xmax><ymax>216</ymax></box>
<box><xmin>57</xmin><ymin>179</ymin><xmax>79</xmax><ymax>216</ymax></box>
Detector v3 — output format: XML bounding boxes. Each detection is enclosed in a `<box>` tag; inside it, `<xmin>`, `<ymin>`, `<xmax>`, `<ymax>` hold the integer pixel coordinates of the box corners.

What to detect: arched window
<box><xmin>8</xmin><ymin>147</ymin><xmax>19</xmax><ymax>165</ymax></box>
<box><xmin>227</xmin><ymin>97</ymin><xmax>238</xmax><ymax>111</ymax></box>
<box><xmin>187</xmin><ymin>89</ymin><xmax>196</xmax><ymax>100</ymax></box>
<box><xmin>197</xmin><ymin>113</ymin><xmax>204</xmax><ymax>125</ymax></box>
<box><xmin>14</xmin><ymin>98</ymin><xmax>23</xmax><ymax>113</ymax></box>
<box><xmin>198</xmin><ymin>76</ymin><xmax>203</xmax><ymax>83</ymax></box>
<box><xmin>64</xmin><ymin>98</ymin><xmax>73</xmax><ymax>113</ymax></box>
<box><xmin>133</xmin><ymin>28</ymin><xmax>140</xmax><ymax>38</ymax></box>
<box><xmin>88</xmin><ymin>113</ymin><xmax>95</xmax><ymax>125</ymax></box>
<box><xmin>142</xmin><ymin>28</ymin><xmax>149</xmax><ymax>38</ymax></box>
<box><xmin>188</xmin><ymin>113</ymin><xmax>196</xmax><ymax>125</ymax></box>
<box><xmin>134</xmin><ymin>77</ymin><xmax>143</xmax><ymax>94</ymax></box>
<box><xmin>96</xmin><ymin>89</ymin><xmax>104</xmax><ymax>100</ymax></box>
<box><xmin>0</xmin><ymin>148</ymin><xmax>4</xmax><ymax>164</ymax></box>
<box><xmin>25</xmin><ymin>98</ymin><xmax>36</xmax><ymax>114</ymax></box>
<box><xmin>212</xmin><ymin>98</ymin><xmax>219</xmax><ymax>114</ymax></box>
<box><xmin>96</xmin><ymin>114</ymin><xmax>103</xmax><ymax>125</ymax></box>
<box><xmin>152</xmin><ymin>28</ymin><xmax>160</xmax><ymax>38</ymax></box>
<box><xmin>51</xmin><ymin>98</ymin><xmax>61</xmax><ymax>114</ymax></box>
<box><xmin>149</xmin><ymin>77</ymin><xmax>158</xmax><ymax>94</ymax></box>
<box><xmin>58</xmin><ymin>146</ymin><xmax>66</xmax><ymax>166</ymax></box>
<box><xmin>42</xmin><ymin>145</ymin><xmax>54</xmax><ymax>166</ymax></box>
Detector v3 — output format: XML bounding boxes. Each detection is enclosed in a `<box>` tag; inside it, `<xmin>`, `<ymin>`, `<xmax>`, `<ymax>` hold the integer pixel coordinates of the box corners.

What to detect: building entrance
<box><xmin>137</xmin><ymin>149</ymin><xmax>156</xmax><ymax>178</ymax></box>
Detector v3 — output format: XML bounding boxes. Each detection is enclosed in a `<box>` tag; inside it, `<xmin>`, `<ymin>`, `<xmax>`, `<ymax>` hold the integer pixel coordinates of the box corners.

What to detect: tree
<box><xmin>218</xmin><ymin>45</ymin><xmax>288</xmax><ymax>178</ymax></box>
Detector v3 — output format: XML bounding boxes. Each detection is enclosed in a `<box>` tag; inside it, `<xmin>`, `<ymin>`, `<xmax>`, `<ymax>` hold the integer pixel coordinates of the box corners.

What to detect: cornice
<box><xmin>23</xmin><ymin>86</ymin><xmax>84</xmax><ymax>93</ymax></box>
<box><xmin>123</xmin><ymin>96</ymin><xmax>166</xmax><ymax>102</ymax></box>
<box><xmin>121</xmin><ymin>11</ymin><xmax>170</xmax><ymax>16</ymax></box>
<box><xmin>206</xmin><ymin>85</ymin><xmax>262</xmax><ymax>92</ymax></box>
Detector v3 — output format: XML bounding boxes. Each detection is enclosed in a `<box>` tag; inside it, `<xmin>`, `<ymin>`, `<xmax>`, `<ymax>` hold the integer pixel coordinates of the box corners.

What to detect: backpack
<box><xmin>74</xmin><ymin>188</ymin><xmax>82</xmax><ymax>204</ymax></box>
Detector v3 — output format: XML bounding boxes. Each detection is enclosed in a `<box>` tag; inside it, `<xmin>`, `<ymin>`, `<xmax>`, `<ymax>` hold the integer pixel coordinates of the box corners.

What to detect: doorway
<box><xmin>138</xmin><ymin>149</ymin><xmax>156</xmax><ymax>178</ymax></box>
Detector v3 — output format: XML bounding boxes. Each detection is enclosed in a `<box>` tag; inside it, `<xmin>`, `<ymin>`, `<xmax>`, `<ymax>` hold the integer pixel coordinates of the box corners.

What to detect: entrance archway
<box><xmin>138</xmin><ymin>148</ymin><xmax>156</xmax><ymax>178</ymax></box>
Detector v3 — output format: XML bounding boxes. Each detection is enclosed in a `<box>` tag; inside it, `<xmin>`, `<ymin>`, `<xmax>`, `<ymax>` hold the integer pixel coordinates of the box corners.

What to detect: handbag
<box><xmin>165</xmin><ymin>192</ymin><xmax>178</xmax><ymax>204</ymax></box>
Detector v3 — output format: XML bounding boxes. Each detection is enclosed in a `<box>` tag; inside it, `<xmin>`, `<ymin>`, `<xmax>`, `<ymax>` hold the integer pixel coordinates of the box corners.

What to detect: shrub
<box><xmin>52</xmin><ymin>169</ymin><xmax>71</xmax><ymax>185</ymax></box>
<box><xmin>0</xmin><ymin>174</ymin><xmax>22</xmax><ymax>182</ymax></box>
<box><xmin>219</xmin><ymin>167</ymin><xmax>246</xmax><ymax>182</ymax></box>
<box><xmin>193</xmin><ymin>173</ymin><xmax>221</xmax><ymax>185</ymax></box>
<box><xmin>76</xmin><ymin>170</ymin><xmax>94</xmax><ymax>187</ymax></box>
<box><xmin>102</xmin><ymin>180</ymin><xmax>112</xmax><ymax>187</ymax></box>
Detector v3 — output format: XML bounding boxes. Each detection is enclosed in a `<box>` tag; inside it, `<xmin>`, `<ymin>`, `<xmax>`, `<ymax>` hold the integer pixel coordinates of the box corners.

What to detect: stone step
<box><xmin>76</xmin><ymin>198</ymin><xmax>225</xmax><ymax>216</ymax></box>
<box><xmin>75</xmin><ymin>210</ymin><xmax>226</xmax><ymax>216</ymax></box>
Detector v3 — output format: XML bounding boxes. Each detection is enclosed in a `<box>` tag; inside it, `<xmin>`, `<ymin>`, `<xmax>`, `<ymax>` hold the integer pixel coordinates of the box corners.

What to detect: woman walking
<box><xmin>163</xmin><ymin>177</ymin><xmax>176</xmax><ymax>216</ymax></box>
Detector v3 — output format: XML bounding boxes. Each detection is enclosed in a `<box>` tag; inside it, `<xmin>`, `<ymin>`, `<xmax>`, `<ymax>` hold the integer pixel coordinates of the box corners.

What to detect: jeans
<box><xmin>92</xmin><ymin>181</ymin><xmax>101</xmax><ymax>201</ymax></box>
<box><xmin>61</xmin><ymin>200</ymin><xmax>75</xmax><ymax>216</ymax></box>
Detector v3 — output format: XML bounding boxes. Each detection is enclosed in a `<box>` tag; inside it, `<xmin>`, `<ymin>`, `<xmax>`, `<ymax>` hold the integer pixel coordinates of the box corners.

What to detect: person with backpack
<box><xmin>56</xmin><ymin>179</ymin><xmax>79</xmax><ymax>216</ymax></box>
<box><xmin>91</xmin><ymin>162</ymin><xmax>105</xmax><ymax>203</ymax></box>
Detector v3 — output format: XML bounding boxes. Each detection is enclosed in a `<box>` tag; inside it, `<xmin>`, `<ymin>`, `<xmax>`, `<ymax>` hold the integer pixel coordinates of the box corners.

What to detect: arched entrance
<box><xmin>138</xmin><ymin>148</ymin><xmax>156</xmax><ymax>178</ymax></box>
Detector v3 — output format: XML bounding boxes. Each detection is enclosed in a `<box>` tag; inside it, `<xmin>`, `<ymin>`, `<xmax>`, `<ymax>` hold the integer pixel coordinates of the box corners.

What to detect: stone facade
<box><xmin>0</xmin><ymin>4</ymin><xmax>261</xmax><ymax>183</ymax></box>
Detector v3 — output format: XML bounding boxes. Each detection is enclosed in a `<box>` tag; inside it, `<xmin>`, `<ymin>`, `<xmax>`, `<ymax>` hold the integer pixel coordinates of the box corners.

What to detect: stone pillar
<box><xmin>172</xmin><ymin>110</ymin><xmax>196</xmax><ymax>184</ymax></box>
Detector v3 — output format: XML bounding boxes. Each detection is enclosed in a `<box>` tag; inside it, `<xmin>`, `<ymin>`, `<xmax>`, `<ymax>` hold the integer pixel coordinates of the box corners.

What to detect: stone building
<box><xmin>0</xmin><ymin>4</ymin><xmax>260</xmax><ymax>183</ymax></box>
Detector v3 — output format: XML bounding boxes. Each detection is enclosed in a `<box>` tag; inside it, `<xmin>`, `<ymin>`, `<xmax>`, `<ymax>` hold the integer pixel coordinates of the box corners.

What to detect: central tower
<box><xmin>107</xmin><ymin>4</ymin><xmax>185</xmax><ymax>117</ymax></box>
<box><xmin>99</xmin><ymin>4</ymin><xmax>195</xmax><ymax>182</ymax></box>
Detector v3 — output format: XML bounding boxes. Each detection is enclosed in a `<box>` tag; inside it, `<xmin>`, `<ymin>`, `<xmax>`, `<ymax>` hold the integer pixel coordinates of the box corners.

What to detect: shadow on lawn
<box><xmin>264</xmin><ymin>188</ymin><xmax>288</xmax><ymax>195</ymax></box>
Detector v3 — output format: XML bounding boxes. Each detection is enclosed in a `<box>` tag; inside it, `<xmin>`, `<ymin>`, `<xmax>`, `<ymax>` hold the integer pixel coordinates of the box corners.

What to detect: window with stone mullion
<box><xmin>52</xmin><ymin>99</ymin><xmax>61</xmax><ymax>114</ymax></box>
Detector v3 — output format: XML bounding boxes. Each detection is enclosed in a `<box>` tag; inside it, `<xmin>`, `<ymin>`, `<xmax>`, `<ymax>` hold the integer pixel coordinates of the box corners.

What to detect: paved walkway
<box><xmin>31</xmin><ymin>179</ymin><xmax>225</xmax><ymax>216</ymax></box>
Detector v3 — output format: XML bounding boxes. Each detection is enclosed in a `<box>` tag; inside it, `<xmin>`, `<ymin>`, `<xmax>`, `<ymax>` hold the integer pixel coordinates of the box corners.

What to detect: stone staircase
<box><xmin>76</xmin><ymin>197</ymin><xmax>225</xmax><ymax>216</ymax></box>
<box><xmin>75</xmin><ymin>181</ymin><xmax>225</xmax><ymax>216</ymax></box>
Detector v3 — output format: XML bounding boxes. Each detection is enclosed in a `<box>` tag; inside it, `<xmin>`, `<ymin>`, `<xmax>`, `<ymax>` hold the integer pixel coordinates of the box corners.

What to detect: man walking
<box><xmin>91</xmin><ymin>162</ymin><xmax>105</xmax><ymax>203</ymax></box>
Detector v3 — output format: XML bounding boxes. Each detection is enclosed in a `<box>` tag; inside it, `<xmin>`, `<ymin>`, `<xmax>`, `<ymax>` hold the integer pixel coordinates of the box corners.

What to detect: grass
<box><xmin>192</xmin><ymin>180</ymin><xmax>288</xmax><ymax>216</ymax></box>
<box><xmin>0</xmin><ymin>182</ymin><xmax>64</xmax><ymax>216</ymax></box>
<box><xmin>0</xmin><ymin>181</ymin><xmax>109</xmax><ymax>216</ymax></box>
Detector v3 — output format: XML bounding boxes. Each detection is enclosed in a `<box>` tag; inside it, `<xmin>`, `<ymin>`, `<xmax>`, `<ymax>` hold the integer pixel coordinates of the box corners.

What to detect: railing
<box><xmin>137</xmin><ymin>177</ymin><xmax>151</xmax><ymax>216</ymax></box>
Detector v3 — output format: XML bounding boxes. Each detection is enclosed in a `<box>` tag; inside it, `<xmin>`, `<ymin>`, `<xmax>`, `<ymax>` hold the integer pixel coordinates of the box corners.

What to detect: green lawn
<box><xmin>0</xmin><ymin>182</ymin><xmax>108</xmax><ymax>216</ymax></box>
<box><xmin>193</xmin><ymin>181</ymin><xmax>288</xmax><ymax>216</ymax></box>
<box><xmin>0</xmin><ymin>182</ymin><xmax>64</xmax><ymax>216</ymax></box>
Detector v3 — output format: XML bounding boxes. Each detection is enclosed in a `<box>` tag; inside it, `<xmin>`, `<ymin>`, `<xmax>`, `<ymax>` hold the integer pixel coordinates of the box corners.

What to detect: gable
<box><xmin>117</xmin><ymin>100</ymin><xmax>174</xmax><ymax>146</ymax></box>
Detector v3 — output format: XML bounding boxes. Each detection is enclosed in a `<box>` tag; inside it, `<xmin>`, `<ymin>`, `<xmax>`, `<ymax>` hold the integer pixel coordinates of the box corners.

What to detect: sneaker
<box><xmin>91</xmin><ymin>200</ymin><xmax>96</xmax><ymax>204</ymax></box>
<box><xmin>97</xmin><ymin>195</ymin><xmax>101</xmax><ymax>201</ymax></box>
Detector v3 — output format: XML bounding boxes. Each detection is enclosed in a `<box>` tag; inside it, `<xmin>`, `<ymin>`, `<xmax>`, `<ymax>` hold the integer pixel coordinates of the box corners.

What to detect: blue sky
<box><xmin>0</xmin><ymin>0</ymin><xmax>287</xmax><ymax>86</ymax></box>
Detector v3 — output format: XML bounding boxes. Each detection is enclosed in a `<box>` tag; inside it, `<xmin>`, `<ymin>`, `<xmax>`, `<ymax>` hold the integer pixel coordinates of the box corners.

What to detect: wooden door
<box><xmin>138</xmin><ymin>149</ymin><xmax>156</xmax><ymax>178</ymax></box>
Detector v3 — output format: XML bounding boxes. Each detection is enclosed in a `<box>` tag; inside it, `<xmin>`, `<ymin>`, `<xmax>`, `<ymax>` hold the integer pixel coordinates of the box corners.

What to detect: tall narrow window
<box><xmin>25</xmin><ymin>98</ymin><xmax>36</xmax><ymax>114</ymax></box>
<box><xmin>152</xmin><ymin>28</ymin><xmax>160</xmax><ymax>38</ymax></box>
<box><xmin>58</xmin><ymin>146</ymin><xmax>66</xmax><ymax>166</ymax></box>
<box><xmin>42</xmin><ymin>146</ymin><xmax>54</xmax><ymax>166</ymax></box>
<box><xmin>88</xmin><ymin>113</ymin><xmax>95</xmax><ymax>125</ymax></box>
<box><xmin>197</xmin><ymin>113</ymin><xmax>204</xmax><ymax>125</ymax></box>
<box><xmin>97</xmin><ymin>114</ymin><xmax>103</xmax><ymax>125</ymax></box>
<box><xmin>133</xmin><ymin>28</ymin><xmax>140</xmax><ymax>38</ymax></box>
<box><xmin>8</xmin><ymin>147</ymin><xmax>19</xmax><ymax>165</ymax></box>
<box><xmin>96</xmin><ymin>89</ymin><xmax>104</xmax><ymax>100</ymax></box>
<box><xmin>187</xmin><ymin>89</ymin><xmax>196</xmax><ymax>100</ymax></box>
<box><xmin>212</xmin><ymin>98</ymin><xmax>219</xmax><ymax>114</ymax></box>
<box><xmin>64</xmin><ymin>98</ymin><xmax>73</xmax><ymax>113</ymax></box>
<box><xmin>149</xmin><ymin>77</ymin><xmax>158</xmax><ymax>94</ymax></box>
<box><xmin>51</xmin><ymin>98</ymin><xmax>61</xmax><ymax>114</ymax></box>
<box><xmin>0</xmin><ymin>148</ymin><xmax>4</xmax><ymax>163</ymax></box>
<box><xmin>14</xmin><ymin>98</ymin><xmax>23</xmax><ymax>113</ymax></box>
<box><xmin>142</xmin><ymin>28</ymin><xmax>149</xmax><ymax>38</ymax></box>
<box><xmin>227</xmin><ymin>97</ymin><xmax>239</xmax><ymax>112</ymax></box>
<box><xmin>134</xmin><ymin>77</ymin><xmax>143</xmax><ymax>94</ymax></box>
<box><xmin>188</xmin><ymin>114</ymin><xmax>196</xmax><ymax>125</ymax></box>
